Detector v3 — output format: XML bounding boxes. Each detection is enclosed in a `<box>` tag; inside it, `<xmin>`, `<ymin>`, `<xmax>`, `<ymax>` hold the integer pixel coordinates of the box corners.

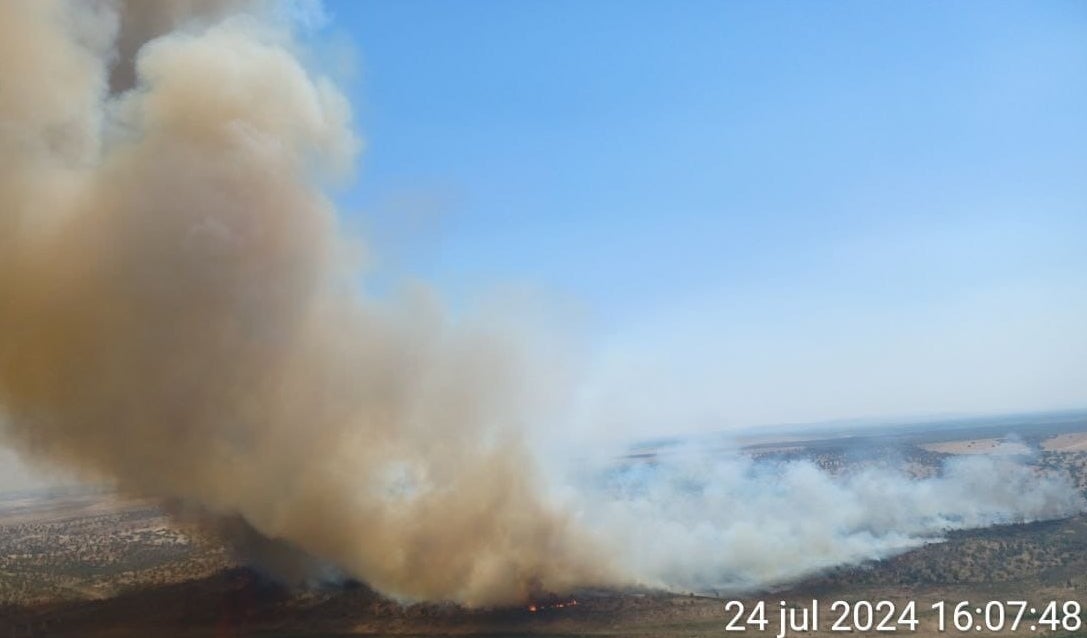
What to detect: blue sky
<box><xmin>321</xmin><ymin>1</ymin><xmax>1086</xmax><ymax>436</ymax></box>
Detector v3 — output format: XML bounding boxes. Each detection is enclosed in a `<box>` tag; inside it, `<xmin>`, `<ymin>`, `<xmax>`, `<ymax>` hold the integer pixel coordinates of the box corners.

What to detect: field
<box><xmin>3</xmin><ymin>410</ymin><xmax>1087</xmax><ymax>637</ymax></box>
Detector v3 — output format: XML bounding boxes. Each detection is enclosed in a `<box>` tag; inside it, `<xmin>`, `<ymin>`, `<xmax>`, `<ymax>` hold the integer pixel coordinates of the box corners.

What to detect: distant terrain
<box><xmin>3</xmin><ymin>410</ymin><xmax>1087</xmax><ymax>637</ymax></box>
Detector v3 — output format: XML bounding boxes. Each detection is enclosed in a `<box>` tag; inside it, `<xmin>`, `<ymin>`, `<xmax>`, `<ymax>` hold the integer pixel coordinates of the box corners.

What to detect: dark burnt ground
<box><xmin>4</xmin><ymin>516</ymin><xmax>1087</xmax><ymax>638</ymax></box>
<box><xmin>0</xmin><ymin>567</ymin><xmax>732</xmax><ymax>637</ymax></box>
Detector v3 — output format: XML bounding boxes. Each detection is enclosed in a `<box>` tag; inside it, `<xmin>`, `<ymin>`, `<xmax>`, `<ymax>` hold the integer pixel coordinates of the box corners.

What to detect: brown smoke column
<box><xmin>0</xmin><ymin>0</ymin><xmax>613</xmax><ymax>605</ymax></box>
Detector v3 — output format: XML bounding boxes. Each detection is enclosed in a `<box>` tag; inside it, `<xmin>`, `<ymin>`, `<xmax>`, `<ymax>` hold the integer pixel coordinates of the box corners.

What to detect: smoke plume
<box><xmin>0</xmin><ymin>0</ymin><xmax>609</xmax><ymax>605</ymax></box>
<box><xmin>0</xmin><ymin>0</ymin><xmax>1082</xmax><ymax>606</ymax></box>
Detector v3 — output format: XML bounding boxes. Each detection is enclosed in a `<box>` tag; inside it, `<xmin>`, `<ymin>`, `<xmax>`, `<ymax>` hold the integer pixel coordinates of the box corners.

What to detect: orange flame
<box><xmin>526</xmin><ymin>598</ymin><xmax>578</xmax><ymax>613</ymax></box>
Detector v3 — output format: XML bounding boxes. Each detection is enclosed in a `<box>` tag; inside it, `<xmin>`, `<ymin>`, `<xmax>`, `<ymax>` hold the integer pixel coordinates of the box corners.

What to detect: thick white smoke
<box><xmin>0</xmin><ymin>0</ymin><xmax>1082</xmax><ymax>607</ymax></box>
<box><xmin>573</xmin><ymin>450</ymin><xmax>1084</xmax><ymax>592</ymax></box>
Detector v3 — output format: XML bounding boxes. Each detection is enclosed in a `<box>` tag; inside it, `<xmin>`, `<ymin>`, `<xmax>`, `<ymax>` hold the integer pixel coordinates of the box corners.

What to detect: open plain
<box><xmin>3</xmin><ymin>411</ymin><xmax>1087</xmax><ymax>637</ymax></box>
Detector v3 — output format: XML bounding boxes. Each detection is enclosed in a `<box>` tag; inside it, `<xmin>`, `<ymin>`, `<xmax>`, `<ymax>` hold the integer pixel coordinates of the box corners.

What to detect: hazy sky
<box><xmin>322</xmin><ymin>1</ymin><xmax>1086</xmax><ymax>437</ymax></box>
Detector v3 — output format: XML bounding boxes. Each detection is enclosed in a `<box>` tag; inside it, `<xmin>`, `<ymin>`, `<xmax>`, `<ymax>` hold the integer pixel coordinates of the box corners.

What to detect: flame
<box><xmin>526</xmin><ymin>598</ymin><xmax>578</xmax><ymax>613</ymax></box>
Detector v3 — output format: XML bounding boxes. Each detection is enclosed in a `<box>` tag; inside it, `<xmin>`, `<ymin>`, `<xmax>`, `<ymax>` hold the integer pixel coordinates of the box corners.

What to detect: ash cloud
<box><xmin>0</xmin><ymin>0</ymin><xmax>1083</xmax><ymax>607</ymax></box>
